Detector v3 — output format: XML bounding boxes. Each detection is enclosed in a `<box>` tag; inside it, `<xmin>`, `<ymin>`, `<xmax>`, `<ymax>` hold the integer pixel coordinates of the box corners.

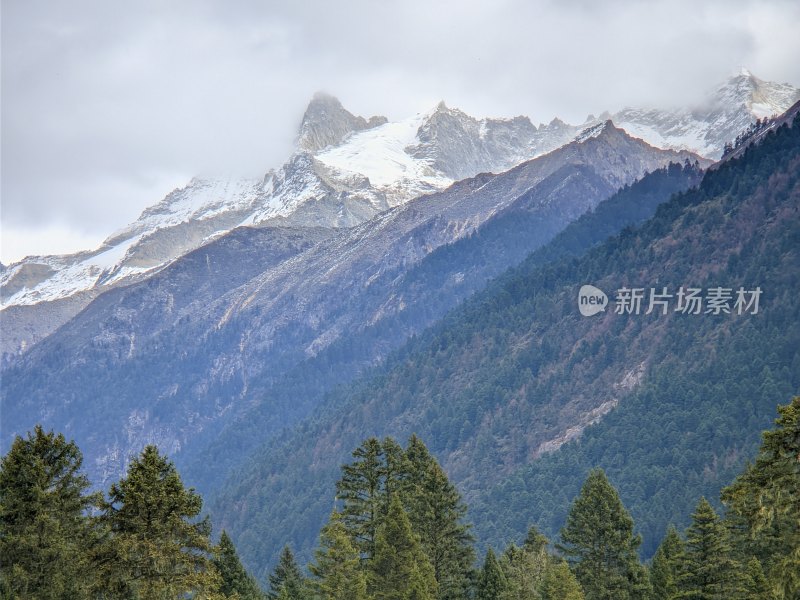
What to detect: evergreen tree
<box><xmin>556</xmin><ymin>469</ymin><xmax>645</xmax><ymax>600</ymax></box>
<box><xmin>523</xmin><ymin>525</ymin><xmax>549</xmax><ymax>554</ymax></box>
<box><xmin>500</xmin><ymin>528</ymin><xmax>585</xmax><ymax>600</ymax></box>
<box><xmin>742</xmin><ymin>557</ymin><xmax>771</xmax><ymax>600</ymax></box>
<box><xmin>215</xmin><ymin>530</ymin><xmax>264</xmax><ymax>600</ymax></box>
<box><xmin>268</xmin><ymin>545</ymin><xmax>306</xmax><ymax>600</ymax></box>
<box><xmin>97</xmin><ymin>445</ymin><xmax>222</xmax><ymax>598</ymax></box>
<box><xmin>382</xmin><ymin>437</ymin><xmax>410</xmax><ymax>503</ymax></box>
<box><xmin>540</xmin><ymin>560</ymin><xmax>584</xmax><ymax>600</ymax></box>
<box><xmin>0</xmin><ymin>426</ymin><xmax>99</xmax><ymax>599</ymax></box>
<box><xmin>650</xmin><ymin>526</ymin><xmax>683</xmax><ymax>600</ymax></box>
<box><xmin>370</xmin><ymin>495</ymin><xmax>437</xmax><ymax>600</ymax></box>
<box><xmin>722</xmin><ymin>396</ymin><xmax>800</xmax><ymax>598</ymax></box>
<box><xmin>499</xmin><ymin>542</ymin><xmax>547</xmax><ymax>600</ymax></box>
<box><xmin>678</xmin><ymin>498</ymin><xmax>742</xmax><ymax>600</ymax></box>
<box><xmin>336</xmin><ymin>437</ymin><xmax>386</xmax><ymax>560</ymax></box>
<box><xmin>476</xmin><ymin>549</ymin><xmax>509</xmax><ymax>600</ymax></box>
<box><xmin>403</xmin><ymin>435</ymin><xmax>475</xmax><ymax>600</ymax></box>
<box><xmin>309</xmin><ymin>511</ymin><xmax>369</xmax><ymax>600</ymax></box>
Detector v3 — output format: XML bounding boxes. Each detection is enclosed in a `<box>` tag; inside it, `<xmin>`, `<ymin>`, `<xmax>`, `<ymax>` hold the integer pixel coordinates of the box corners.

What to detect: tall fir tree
<box><xmin>0</xmin><ymin>426</ymin><xmax>99</xmax><ymax>599</ymax></box>
<box><xmin>268</xmin><ymin>545</ymin><xmax>306</xmax><ymax>600</ymax></box>
<box><xmin>215</xmin><ymin>530</ymin><xmax>264</xmax><ymax>600</ymax></box>
<box><xmin>97</xmin><ymin>445</ymin><xmax>222</xmax><ymax>599</ymax></box>
<box><xmin>336</xmin><ymin>437</ymin><xmax>386</xmax><ymax>561</ymax></box>
<box><xmin>403</xmin><ymin>435</ymin><xmax>475</xmax><ymax>600</ymax></box>
<box><xmin>309</xmin><ymin>511</ymin><xmax>369</xmax><ymax>600</ymax></box>
<box><xmin>722</xmin><ymin>396</ymin><xmax>800</xmax><ymax>599</ymax></box>
<box><xmin>370</xmin><ymin>495</ymin><xmax>438</xmax><ymax>600</ymax></box>
<box><xmin>476</xmin><ymin>549</ymin><xmax>509</xmax><ymax>600</ymax></box>
<box><xmin>650</xmin><ymin>526</ymin><xmax>683</xmax><ymax>600</ymax></box>
<box><xmin>678</xmin><ymin>497</ymin><xmax>743</xmax><ymax>600</ymax></box>
<box><xmin>557</xmin><ymin>469</ymin><xmax>647</xmax><ymax>600</ymax></box>
<box><xmin>382</xmin><ymin>437</ymin><xmax>410</xmax><ymax>504</ymax></box>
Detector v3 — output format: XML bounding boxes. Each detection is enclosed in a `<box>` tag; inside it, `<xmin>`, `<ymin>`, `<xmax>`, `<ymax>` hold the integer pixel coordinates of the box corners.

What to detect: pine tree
<box><xmin>650</xmin><ymin>526</ymin><xmax>683</xmax><ymax>600</ymax></box>
<box><xmin>370</xmin><ymin>495</ymin><xmax>437</xmax><ymax>600</ymax></box>
<box><xmin>215</xmin><ymin>530</ymin><xmax>264</xmax><ymax>600</ymax></box>
<box><xmin>722</xmin><ymin>396</ymin><xmax>800</xmax><ymax>598</ymax></box>
<box><xmin>742</xmin><ymin>557</ymin><xmax>771</xmax><ymax>600</ymax></box>
<box><xmin>382</xmin><ymin>437</ymin><xmax>410</xmax><ymax>503</ymax></box>
<box><xmin>403</xmin><ymin>435</ymin><xmax>475</xmax><ymax>600</ymax></box>
<box><xmin>499</xmin><ymin>542</ymin><xmax>547</xmax><ymax>600</ymax></box>
<box><xmin>97</xmin><ymin>445</ymin><xmax>222</xmax><ymax>598</ymax></box>
<box><xmin>476</xmin><ymin>549</ymin><xmax>509</xmax><ymax>600</ymax></box>
<box><xmin>556</xmin><ymin>469</ymin><xmax>645</xmax><ymax>600</ymax></box>
<box><xmin>268</xmin><ymin>545</ymin><xmax>306</xmax><ymax>600</ymax></box>
<box><xmin>309</xmin><ymin>511</ymin><xmax>369</xmax><ymax>600</ymax></box>
<box><xmin>540</xmin><ymin>560</ymin><xmax>584</xmax><ymax>600</ymax></box>
<box><xmin>523</xmin><ymin>525</ymin><xmax>549</xmax><ymax>554</ymax></box>
<box><xmin>678</xmin><ymin>498</ymin><xmax>742</xmax><ymax>600</ymax></box>
<box><xmin>0</xmin><ymin>426</ymin><xmax>99</xmax><ymax>599</ymax></box>
<box><xmin>336</xmin><ymin>437</ymin><xmax>386</xmax><ymax>560</ymax></box>
<box><xmin>500</xmin><ymin>528</ymin><xmax>585</xmax><ymax>600</ymax></box>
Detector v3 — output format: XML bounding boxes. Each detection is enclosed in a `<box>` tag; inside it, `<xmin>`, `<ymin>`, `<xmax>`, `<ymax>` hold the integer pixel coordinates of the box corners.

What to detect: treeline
<box><xmin>2</xmin><ymin>396</ymin><xmax>798</xmax><ymax>599</ymax></box>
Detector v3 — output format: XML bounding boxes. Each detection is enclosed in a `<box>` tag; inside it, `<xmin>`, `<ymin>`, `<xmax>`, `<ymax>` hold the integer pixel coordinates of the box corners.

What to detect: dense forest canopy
<box><xmin>1</xmin><ymin>395</ymin><xmax>798</xmax><ymax>598</ymax></box>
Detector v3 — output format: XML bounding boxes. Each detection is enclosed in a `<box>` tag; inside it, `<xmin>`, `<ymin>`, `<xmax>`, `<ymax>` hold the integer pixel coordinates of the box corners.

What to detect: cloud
<box><xmin>2</xmin><ymin>0</ymin><xmax>799</xmax><ymax>263</ymax></box>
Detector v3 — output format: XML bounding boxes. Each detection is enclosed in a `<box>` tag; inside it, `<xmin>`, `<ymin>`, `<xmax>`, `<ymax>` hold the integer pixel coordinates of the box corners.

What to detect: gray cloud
<box><xmin>2</xmin><ymin>0</ymin><xmax>799</xmax><ymax>262</ymax></box>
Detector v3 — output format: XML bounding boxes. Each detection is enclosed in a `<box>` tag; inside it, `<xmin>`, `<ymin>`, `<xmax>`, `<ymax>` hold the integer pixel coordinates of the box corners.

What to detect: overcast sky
<box><xmin>2</xmin><ymin>0</ymin><xmax>799</xmax><ymax>264</ymax></box>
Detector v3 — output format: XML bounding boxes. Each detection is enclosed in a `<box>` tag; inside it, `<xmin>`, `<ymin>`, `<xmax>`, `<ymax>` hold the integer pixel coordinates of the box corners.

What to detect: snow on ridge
<box><xmin>1</xmin><ymin>234</ymin><xmax>144</xmax><ymax>308</ymax></box>
<box><xmin>574</xmin><ymin>121</ymin><xmax>609</xmax><ymax>143</ymax></box>
<box><xmin>2</xmin><ymin>176</ymin><xmax>269</xmax><ymax>309</ymax></box>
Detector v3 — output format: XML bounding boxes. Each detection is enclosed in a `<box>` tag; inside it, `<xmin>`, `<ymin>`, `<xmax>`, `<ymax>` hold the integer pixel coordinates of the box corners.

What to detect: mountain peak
<box><xmin>303</xmin><ymin>91</ymin><xmax>347</xmax><ymax>115</ymax></box>
<box><xmin>574</xmin><ymin>119</ymin><xmax>618</xmax><ymax>143</ymax></box>
<box><xmin>545</xmin><ymin>117</ymin><xmax>569</xmax><ymax>129</ymax></box>
<box><xmin>713</xmin><ymin>68</ymin><xmax>800</xmax><ymax>121</ymax></box>
<box><xmin>298</xmin><ymin>92</ymin><xmax>387</xmax><ymax>152</ymax></box>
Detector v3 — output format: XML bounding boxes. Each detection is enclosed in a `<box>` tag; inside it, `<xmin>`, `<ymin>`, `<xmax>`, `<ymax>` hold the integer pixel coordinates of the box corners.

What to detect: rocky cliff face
<box><xmin>297</xmin><ymin>91</ymin><xmax>388</xmax><ymax>152</ymax></box>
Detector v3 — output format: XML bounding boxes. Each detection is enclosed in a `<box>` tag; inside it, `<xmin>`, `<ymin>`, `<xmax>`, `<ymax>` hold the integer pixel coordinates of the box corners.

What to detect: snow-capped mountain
<box><xmin>610</xmin><ymin>68</ymin><xmax>800</xmax><ymax>158</ymax></box>
<box><xmin>0</xmin><ymin>97</ymin><xmax>582</xmax><ymax>356</ymax></box>
<box><xmin>1</xmin><ymin>69</ymin><xmax>797</xmax><ymax>358</ymax></box>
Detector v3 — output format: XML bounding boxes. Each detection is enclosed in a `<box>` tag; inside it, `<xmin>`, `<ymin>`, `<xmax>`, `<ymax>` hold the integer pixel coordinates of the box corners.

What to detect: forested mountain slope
<box><xmin>213</xmin><ymin>111</ymin><xmax>800</xmax><ymax>576</ymax></box>
<box><xmin>203</xmin><ymin>113</ymin><xmax>800</xmax><ymax>576</ymax></box>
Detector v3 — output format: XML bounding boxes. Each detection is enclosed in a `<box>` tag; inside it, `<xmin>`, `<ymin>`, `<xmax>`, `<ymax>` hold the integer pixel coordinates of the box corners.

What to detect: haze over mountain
<box><xmin>2</xmin><ymin>70</ymin><xmax>795</xmax><ymax>360</ymax></box>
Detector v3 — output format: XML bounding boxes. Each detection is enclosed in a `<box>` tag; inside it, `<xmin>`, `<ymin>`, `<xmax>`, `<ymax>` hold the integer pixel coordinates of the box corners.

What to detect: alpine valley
<box><xmin>2</xmin><ymin>69</ymin><xmax>800</xmax><ymax>593</ymax></box>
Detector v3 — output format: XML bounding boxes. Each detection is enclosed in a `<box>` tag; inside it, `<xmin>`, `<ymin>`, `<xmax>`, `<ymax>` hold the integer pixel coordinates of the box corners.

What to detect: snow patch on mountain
<box><xmin>315</xmin><ymin>110</ymin><xmax>452</xmax><ymax>205</ymax></box>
